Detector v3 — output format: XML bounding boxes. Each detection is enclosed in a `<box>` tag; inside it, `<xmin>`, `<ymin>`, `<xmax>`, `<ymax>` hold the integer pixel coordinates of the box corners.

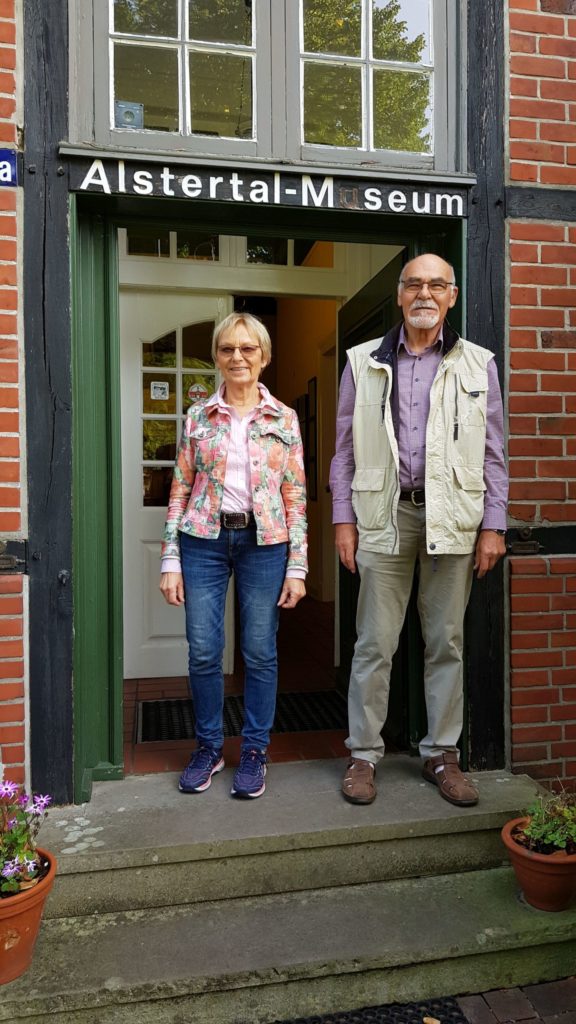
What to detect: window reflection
<box><xmin>189</xmin><ymin>52</ymin><xmax>253</xmax><ymax>138</ymax></box>
<box><xmin>114</xmin><ymin>0</ymin><xmax>178</xmax><ymax>37</ymax></box>
<box><xmin>303</xmin><ymin>63</ymin><xmax>362</xmax><ymax>148</ymax></box>
<box><xmin>114</xmin><ymin>44</ymin><xmax>178</xmax><ymax>132</ymax></box>
<box><xmin>189</xmin><ymin>0</ymin><xmax>253</xmax><ymax>45</ymax></box>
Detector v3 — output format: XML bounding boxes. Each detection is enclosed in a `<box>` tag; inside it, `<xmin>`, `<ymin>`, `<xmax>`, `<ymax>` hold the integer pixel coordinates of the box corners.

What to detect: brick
<box><xmin>0</xmin><ymin>386</ymin><xmax>18</xmax><ymax>408</ymax></box>
<box><xmin>542</xmin><ymin>374</ymin><xmax>576</xmax><ymax>392</ymax></box>
<box><xmin>509</xmin><ymin>308</ymin><xmax>565</xmax><ymax>327</ymax></box>
<box><xmin>511</xmin><ymin>705</ymin><xmax>550</xmax><ymax>724</ymax></box>
<box><xmin>510</xmin><ymin>415</ymin><xmax>538</xmax><ymax>433</ymax></box>
<box><xmin>0</xmin><ymin>239</ymin><xmax>15</xmax><ymax>260</ymax></box>
<box><xmin>0</xmin><ymin>576</ymin><xmax>21</xmax><ymax>595</ymax></box>
<box><xmin>509</xmin><ymin>223</ymin><xmax>566</xmax><ymax>242</ymax></box>
<box><xmin>0</xmin><ymin>46</ymin><xmax>16</xmax><ymax>71</ymax></box>
<box><xmin>540</xmin><ymin>37</ymin><xmax>576</xmax><ymax>58</ymax></box>
<box><xmin>511</xmin><ymin>265</ymin><xmax>567</xmax><ymax>285</ymax></box>
<box><xmin>538</xmin><ymin>459</ymin><xmax>576</xmax><ymax>476</ymax></box>
<box><xmin>511</xmin><ymin>669</ymin><xmax>552</xmax><ymax>686</ymax></box>
<box><xmin>509</xmin><ymin>374</ymin><xmax>539</xmax><ymax>393</ymax></box>
<box><xmin>0</xmin><ymin>512</ymin><xmax>19</xmax><ymax>531</ymax></box>
<box><xmin>510</xmin><ymin>242</ymin><xmax>540</xmax><ymax>263</ymax></box>
<box><xmin>510</xmin><ymin>55</ymin><xmax>567</xmax><ymax>78</ymax></box>
<box><xmin>508</xmin><ymin>503</ymin><xmax>537</xmax><ymax>520</ymax></box>
<box><xmin>510</xmin><ymin>351</ymin><xmax>565</xmax><ymax>370</ymax></box>
<box><xmin>511</xmin><ymin>575</ymin><xmax>564</xmax><ymax>593</ymax></box>
<box><xmin>514</xmin><ymin>761</ymin><xmax>563</xmax><ymax>778</ymax></box>
<box><xmin>540</xmin><ymin>416</ymin><xmax>576</xmax><ymax>434</ymax></box>
<box><xmin>509</xmin><ymin>0</ymin><xmax>538</xmax><ymax>7</ymax></box>
<box><xmin>1</xmin><ymin>745</ymin><xmax>24</xmax><ymax>764</ymax></box>
<box><xmin>552</xmin><ymin>630</ymin><xmax>576</xmax><ymax>646</ymax></box>
<box><xmin>511</xmin><ymin>649</ymin><xmax>564</xmax><ymax>667</ymax></box>
<box><xmin>0</xmin><ymin>620</ymin><xmax>23</xmax><ymax>638</ymax></box>
<box><xmin>511</xmin><ymin>76</ymin><xmax>539</xmax><ymax>96</ymax></box>
<box><xmin>510</xmin><ymin>163</ymin><xmax>539</xmax><ymax>182</ymax></box>
<box><xmin>0</xmin><ymin>702</ymin><xmax>23</xmax><ymax>722</ymax></box>
<box><xmin>0</xmin><ymin>124</ymin><xmax>17</xmax><ymax>145</ymax></box>
<box><xmin>510</xmin><ymin>286</ymin><xmax>539</xmax><ymax>305</ymax></box>
<box><xmin>565</xmin><ymin>396</ymin><xmax>576</xmax><ymax>412</ymax></box>
<box><xmin>542</xmin><ymin>244</ymin><xmax>576</xmax><ymax>266</ymax></box>
<box><xmin>511</xmin><ymin>632</ymin><xmax>551</xmax><ymax>649</ymax></box>
<box><xmin>512</xmin><ymin>743</ymin><xmax>550</xmax><ymax>761</ymax></box>
<box><xmin>541</xmin><ymin>166</ymin><xmax>576</xmax><ymax>185</ymax></box>
<box><xmin>0</xmin><ymin>681</ymin><xmax>23</xmax><ymax>700</ymax></box>
<box><xmin>2</xmin><ymin>765</ymin><xmax>24</xmax><ymax>783</ymax></box>
<box><xmin>0</xmin><ymin>436</ymin><xmax>18</xmax><ymax>457</ymax></box>
<box><xmin>549</xmin><ymin>557</ymin><xmax>576</xmax><ymax>573</ymax></box>
<box><xmin>510</xmin><ymin>141</ymin><xmax>566</xmax><ymax>162</ymax></box>
<box><xmin>512</xmin><ymin>594</ymin><xmax>552</xmax><ymax>613</ymax></box>
<box><xmin>510</xmin><ymin>459</ymin><xmax>537</xmax><ymax>477</ymax></box>
<box><xmin>551</xmin><ymin>594</ymin><xmax>576</xmax><ymax>610</ymax></box>
<box><xmin>542</xmin><ymin>288</ymin><xmax>576</xmax><ymax>307</ymax></box>
<box><xmin>514</xmin><ymin>613</ymin><xmax>565</xmax><ymax>630</ymax></box>
<box><xmin>510</xmin><ymin>9</ymin><xmax>566</xmax><ymax>30</ymax></box>
<box><xmin>542</xmin><ymin>330</ymin><xmax>576</xmax><ymax>348</ymax></box>
<box><xmin>0</xmin><ymin>725</ymin><xmax>24</xmax><ymax>746</ymax></box>
<box><xmin>542</xmin><ymin>503</ymin><xmax>576</xmax><ymax>521</ymax></box>
<box><xmin>510</xmin><ymin>481</ymin><xmax>566</xmax><ymax>499</ymax></box>
<box><xmin>541</xmin><ymin>123</ymin><xmax>576</xmax><ymax>145</ymax></box>
<box><xmin>0</xmin><ymin>22</ymin><xmax>15</xmax><ymax>46</ymax></box>
<box><xmin>541</xmin><ymin>79</ymin><xmax>576</xmax><ymax>100</ymax></box>
<box><xmin>0</xmin><ymin>484</ymin><xmax>19</xmax><ymax>505</ymax></box>
<box><xmin>0</xmin><ymin>361</ymin><xmax>18</xmax><ymax>383</ymax></box>
<box><xmin>509</xmin><ymin>557</ymin><xmax>548</xmax><ymax>575</ymax></box>
<box><xmin>509</xmin><ymin>118</ymin><xmax>538</xmax><ymax>138</ymax></box>
<box><xmin>0</xmin><ymin>597</ymin><xmax>22</xmax><ymax>614</ymax></box>
<box><xmin>511</xmin><ymin>686</ymin><xmax>560</xmax><ymax>704</ymax></box>
<box><xmin>510</xmin><ymin>31</ymin><xmax>538</xmax><ymax>53</ymax></box>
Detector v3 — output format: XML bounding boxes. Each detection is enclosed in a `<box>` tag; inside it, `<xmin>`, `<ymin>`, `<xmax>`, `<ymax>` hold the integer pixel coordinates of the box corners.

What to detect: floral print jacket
<box><xmin>161</xmin><ymin>392</ymin><xmax>308</xmax><ymax>574</ymax></box>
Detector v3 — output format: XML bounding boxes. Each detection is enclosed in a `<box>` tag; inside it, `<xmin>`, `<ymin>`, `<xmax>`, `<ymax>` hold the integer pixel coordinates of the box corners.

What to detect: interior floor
<box><xmin>123</xmin><ymin>596</ymin><xmax>347</xmax><ymax>774</ymax></box>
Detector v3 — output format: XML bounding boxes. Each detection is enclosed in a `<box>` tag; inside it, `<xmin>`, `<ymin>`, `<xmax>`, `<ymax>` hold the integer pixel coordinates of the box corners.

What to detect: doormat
<box><xmin>273</xmin><ymin>995</ymin><xmax>468</xmax><ymax>1024</ymax></box>
<box><xmin>137</xmin><ymin>690</ymin><xmax>348</xmax><ymax>743</ymax></box>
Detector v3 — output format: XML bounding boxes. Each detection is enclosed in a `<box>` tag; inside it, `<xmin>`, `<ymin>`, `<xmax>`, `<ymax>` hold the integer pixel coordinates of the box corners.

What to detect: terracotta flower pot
<box><xmin>502</xmin><ymin>817</ymin><xmax>576</xmax><ymax>912</ymax></box>
<box><xmin>0</xmin><ymin>848</ymin><xmax>57</xmax><ymax>985</ymax></box>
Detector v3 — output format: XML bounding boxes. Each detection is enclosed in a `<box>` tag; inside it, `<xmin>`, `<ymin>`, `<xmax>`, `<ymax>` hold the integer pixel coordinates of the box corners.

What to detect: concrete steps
<box><xmin>3</xmin><ymin>757</ymin><xmax>575</xmax><ymax>1022</ymax></box>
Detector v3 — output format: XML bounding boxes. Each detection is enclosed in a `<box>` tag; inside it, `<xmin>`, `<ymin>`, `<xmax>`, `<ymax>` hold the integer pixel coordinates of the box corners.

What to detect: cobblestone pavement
<box><xmin>277</xmin><ymin>978</ymin><xmax>576</xmax><ymax>1024</ymax></box>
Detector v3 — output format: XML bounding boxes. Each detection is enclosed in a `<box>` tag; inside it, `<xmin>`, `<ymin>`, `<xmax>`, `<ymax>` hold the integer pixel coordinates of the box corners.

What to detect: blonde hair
<box><xmin>211</xmin><ymin>312</ymin><xmax>272</xmax><ymax>365</ymax></box>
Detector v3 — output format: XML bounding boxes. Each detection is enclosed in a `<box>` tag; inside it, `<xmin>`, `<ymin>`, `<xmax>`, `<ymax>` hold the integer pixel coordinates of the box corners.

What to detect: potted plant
<box><xmin>501</xmin><ymin>787</ymin><xmax>576</xmax><ymax>912</ymax></box>
<box><xmin>0</xmin><ymin>779</ymin><xmax>56</xmax><ymax>985</ymax></box>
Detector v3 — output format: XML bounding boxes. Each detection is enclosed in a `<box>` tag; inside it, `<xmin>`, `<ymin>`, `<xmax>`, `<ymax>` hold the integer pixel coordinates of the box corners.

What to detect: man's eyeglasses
<box><xmin>399</xmin><ymin>278</ymin><xmax>456</xmax><ymax>294</ymax></box>
<box><xmin>217</xmin><ymin>344</ymin><xmax>261</xmax><ymax>358</ymax></box>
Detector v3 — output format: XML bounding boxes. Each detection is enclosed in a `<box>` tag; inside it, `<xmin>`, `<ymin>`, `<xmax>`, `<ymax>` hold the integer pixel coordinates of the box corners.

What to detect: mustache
<box><xmin>410</xmin><ymin>301</ymin><xmax>437</xmax><ymax>310</ymax></box>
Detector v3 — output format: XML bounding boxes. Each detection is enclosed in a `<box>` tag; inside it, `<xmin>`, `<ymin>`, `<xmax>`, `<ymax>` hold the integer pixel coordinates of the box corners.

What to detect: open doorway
<box><xmin>119</xmin><ymin>230</ymin><xmax>406</xmax><ymax>773</ymax></box>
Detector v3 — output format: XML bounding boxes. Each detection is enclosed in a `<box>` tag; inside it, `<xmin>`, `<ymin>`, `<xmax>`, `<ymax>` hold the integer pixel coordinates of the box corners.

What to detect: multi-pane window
<box><xmin>111</xmin><ymin>0</ymin><xmax>255</xmax><ymax>139</ymax></box>
<box><xmin>300</xmin><ymin>0</ymin><xmax>433</xmax><ymax>155</ymax></box>
<box><xmin>75</xmin><ymin>0</ymin><xmax>463</xmax><ymax>172</ymax></box>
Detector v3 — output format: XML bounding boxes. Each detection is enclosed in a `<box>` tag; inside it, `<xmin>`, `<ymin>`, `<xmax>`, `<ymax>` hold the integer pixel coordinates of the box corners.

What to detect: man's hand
<box><xmin>160</xmin><ymin>571</ymin><xmax>185</xmax><ymax>606</ymax></box>
<box><xmin>277</xmin><ymin>577</ymin><xmax>306</xmax><ymax>608</ymax></box>
<box><xmin>474</xmin><ymin>530</ymin><xmax>506</xmax><ymax>579</ymax></box>
<box><xmin>335</xmin><ymin>523</ymin><xmax>359</xmax><ymax>573</ymax></box>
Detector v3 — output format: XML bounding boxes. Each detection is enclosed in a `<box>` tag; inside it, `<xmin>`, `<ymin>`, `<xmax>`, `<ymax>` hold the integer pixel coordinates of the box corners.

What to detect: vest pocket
<box><xmin>351</xmin><ymin>468</ymin><xmax>387</xmax><ymax>528</ymax></box>
<box><xmin>458</xmin><ymin>373</ymin><xmax>488</xmax><ymax>426</ymax></box>
<box><xmin>452</xmin><ymin>465</ymin><xmax>486</xmax><ymax>532</ymax></box>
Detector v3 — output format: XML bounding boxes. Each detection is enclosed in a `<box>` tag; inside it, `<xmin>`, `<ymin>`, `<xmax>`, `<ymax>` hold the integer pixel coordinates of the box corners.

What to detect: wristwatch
<box><xmin>494</xmin><ymin>529</ymin><xmax>506</xmax><ymax>535</ymax></box>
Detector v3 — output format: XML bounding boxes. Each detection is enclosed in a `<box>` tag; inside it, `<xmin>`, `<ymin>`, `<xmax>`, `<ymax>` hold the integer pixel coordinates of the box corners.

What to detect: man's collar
<box><xmin>397</xmin><ymin>324</ymin><xmax>444</xmax><ymax>354</ymax></box>
<box><xmin>370</xmin><ymin>319</ymin><xmax>459</xmax><ymax>365</ymax></box>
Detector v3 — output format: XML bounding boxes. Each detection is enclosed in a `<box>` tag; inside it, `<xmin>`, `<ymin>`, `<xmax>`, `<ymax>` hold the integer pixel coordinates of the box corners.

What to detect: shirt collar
<box><xmin>398</xmin><ymin>323</ymin><xmax>444</xmax><ymax>355</ymax></box>
<box><xmin>205</xmin><ymin>381</ymin><xmax>278</xmax><ymax>415</ymax></box>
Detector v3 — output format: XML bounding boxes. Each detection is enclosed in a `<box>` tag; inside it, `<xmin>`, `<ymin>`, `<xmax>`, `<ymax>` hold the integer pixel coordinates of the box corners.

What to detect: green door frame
<box><xmin>71</xmin><ymin>200</ymin><xmax>124</xmax><ymax>802</ymax></box>
<box><xmin>70</xmin><ymin>198</ymin><xmax>465</xmax><ymax>801</ymax></box>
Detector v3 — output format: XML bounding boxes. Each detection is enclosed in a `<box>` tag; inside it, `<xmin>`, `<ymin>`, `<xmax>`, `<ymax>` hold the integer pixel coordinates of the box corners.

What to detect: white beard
<box><xmin>407</xmin><ymin>308</ymin><xmax>440</xmax><ymax>330</ymax></box>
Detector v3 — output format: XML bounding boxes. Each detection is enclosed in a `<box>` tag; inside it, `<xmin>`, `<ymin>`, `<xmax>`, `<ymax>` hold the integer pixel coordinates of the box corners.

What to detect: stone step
<box><xmin>40</xmin><ymin>757</ymin><xmax>540</xmax><ymax>917</ymax></box>
<box><xmin>3</xmin><ymin>866</ymin><xmax>576</xmax><ymax>1024</ymax></box>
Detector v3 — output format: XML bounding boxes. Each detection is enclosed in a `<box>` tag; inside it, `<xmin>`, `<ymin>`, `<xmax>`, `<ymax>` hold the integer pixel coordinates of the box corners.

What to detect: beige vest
<box><xmin>348</xmin><ymin>335</ymin><xmax>494</xmax><ymax>555</ymax></box>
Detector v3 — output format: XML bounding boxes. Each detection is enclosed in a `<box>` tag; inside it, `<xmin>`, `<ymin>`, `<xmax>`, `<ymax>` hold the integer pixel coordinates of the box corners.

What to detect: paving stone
<box><xmin>523</xmin><ymin>980</ymin><xmax>576</xmax><ymax>1018</ymax></box>
<box><xmin>484</xmin><ymin>988</ymin><xmax>539</xmax><ymax>1021</ymax></box>
<box><xmin>457</xmin><ymin>994</ymin><xmax>499</xmax><ymax>1024</ymax></box>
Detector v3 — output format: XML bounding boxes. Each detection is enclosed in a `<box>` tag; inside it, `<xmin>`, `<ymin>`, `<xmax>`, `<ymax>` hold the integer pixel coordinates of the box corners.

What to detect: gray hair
<box><xmin>211</xmin><ymin>312</ymin><xmax>272</xmax><ymax>365</ymax></box>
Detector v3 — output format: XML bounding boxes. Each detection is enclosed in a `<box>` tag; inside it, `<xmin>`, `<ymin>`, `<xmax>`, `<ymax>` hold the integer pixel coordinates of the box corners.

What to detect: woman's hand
<box><xmin>160</xmin><ymin>571</ymin><xmax>185</xmax><ymax>606</ymax></box>
<box><xmin>277</xmin><ymin>577</ymin><xmax>306</xmax><ymax>609</ymax></box>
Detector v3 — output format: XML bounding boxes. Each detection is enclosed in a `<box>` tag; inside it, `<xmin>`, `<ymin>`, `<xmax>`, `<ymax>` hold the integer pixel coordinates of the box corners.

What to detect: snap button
<box><xmin>429</xmin><ymin>543</ymin><xmax>436</xmax><ymax>550</ymax></box>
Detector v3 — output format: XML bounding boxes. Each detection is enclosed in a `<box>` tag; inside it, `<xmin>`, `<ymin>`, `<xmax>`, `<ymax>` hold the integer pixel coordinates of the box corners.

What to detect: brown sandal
<box><xmin>422</xmin><ymin>751</ymin><xmax>478</xmax><ymax>807</ymax></box>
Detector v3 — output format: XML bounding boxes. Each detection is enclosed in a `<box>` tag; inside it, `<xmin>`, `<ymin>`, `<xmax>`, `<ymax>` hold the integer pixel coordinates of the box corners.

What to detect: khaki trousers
<box><xmin>346</xmin><ymin>502</ymin><xmax>474</xmax><ymax>764</ymax></box>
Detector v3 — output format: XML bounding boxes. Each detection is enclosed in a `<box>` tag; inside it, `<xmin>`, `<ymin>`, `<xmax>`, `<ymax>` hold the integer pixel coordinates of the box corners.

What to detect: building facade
<box><xmin>0</xmin><ymin>0</ymin><xmax>574</xmax><ymax>805</ymax></box>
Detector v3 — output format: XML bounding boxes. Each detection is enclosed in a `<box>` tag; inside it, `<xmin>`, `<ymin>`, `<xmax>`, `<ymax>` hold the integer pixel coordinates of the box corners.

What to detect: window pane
<box><xmin>246</xmin><ymin>238</ymin><xmax>288</xmax><ymax>265</ymax></box>
<box><xmin>143</xmin><ymin>372</ymin><xmax>177</xmax><ymax>414</ymax></box>
<box><xmin>143</xmin><ymin>331</ymin><xmax>177</xmax><ymax>367</ymax></box>
<box><xmin>143</xmin><ymin>421</ymin><xmax>177</xmax><ymax>461</ymax></box>
<box><xmin>372</xmin><ymin>0</ymin><xmax>431</xmax><ymax>64</ymax></box>
<box><xmin>303</xmin><ymin>63</ymin><xmax>362</xmax><ymax>147</ymax></box>
<box><xmin>182</xmin><ymin>321</ymin><xmax>215</xmax><ymax>365</ymax></box>
<box><xmin>302</xmin><ymin>0</ymin><xmax>362</xmax><ymax>57</ymax></box>
<box><xmin>373</xmin><ymin>69</ymin><xmax>431</xmax><ymax>152</ymax></box>
<box><xmin>177</xmin><ymin>231</ymin><xmax>219</xmax><ymax>260</ymax></box>
<box><xmin>143</xmin><ymin>467</ymin><xmax>174</xmax><ymax>507</ymax></box>
<box><xmin>189</xmin><ymin>53</ymin><xmax>253</xmax><ymax>138</ymax></box>
<box><xmin>114</xmin><ymin>44</ymin><xmax>179</xmax><ymax>132</ymax></box>
<box><xmin>114</xmin><ymin>0</ymin><xmax>178</xmax><ymax>38</ymax></box>
<box><xmin>128</xmin><ymin>226</ymin><xmax>170</xmax><ymax>257</ymax></box>
<box><xmin>188</xmin><ymin>0</ymin><xmax>252</xmax><ymax>45</ymax></box>
<box><xmin>183</xmin><ymin>373</ymin><xmax>217</xmax><ymax>408</ymax></box>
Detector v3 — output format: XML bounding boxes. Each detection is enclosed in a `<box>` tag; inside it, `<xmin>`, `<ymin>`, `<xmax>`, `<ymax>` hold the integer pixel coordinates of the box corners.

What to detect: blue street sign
<box><xmin>0</xmin><ymin>150</ymin><xmax>17</xmax><ymax>186</ymax></box>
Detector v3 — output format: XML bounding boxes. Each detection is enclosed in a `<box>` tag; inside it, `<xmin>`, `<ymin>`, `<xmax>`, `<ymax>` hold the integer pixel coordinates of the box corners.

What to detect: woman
<box><xmin>160</xmin><ymin>312</ymin><xmax>307</xmax><ymax>799</ymax></box>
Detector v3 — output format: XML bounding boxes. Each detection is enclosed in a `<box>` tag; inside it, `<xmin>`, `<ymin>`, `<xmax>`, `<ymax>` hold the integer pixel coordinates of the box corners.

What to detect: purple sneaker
<box><xmin>179</xmin><ymin>746</ymin><xmax>224</xmax><ymax>793</ymax></box>
<box><xmin>231</xmin><ymin>749</ymin><xmax>267</xmax><ymax>799</ymax></box>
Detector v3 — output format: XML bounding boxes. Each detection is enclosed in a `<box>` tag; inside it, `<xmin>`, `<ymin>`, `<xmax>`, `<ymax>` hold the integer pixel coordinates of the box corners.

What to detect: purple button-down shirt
<box><xmin>330</xmin><ymin>325</ymin><xmax>508</xmax><ymax>532</ymax></box>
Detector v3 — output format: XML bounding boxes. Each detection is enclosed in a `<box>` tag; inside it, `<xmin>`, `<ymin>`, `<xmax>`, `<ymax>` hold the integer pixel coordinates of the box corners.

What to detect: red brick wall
<box><xmin>0</xmin><ymin>0</ymin><xmax>24</xmax><ymax>784</ymax></box>
<box><xmin>508</xmin><ymin>0</ymin><xmax>576</xmax><ymax>787</ymax></box>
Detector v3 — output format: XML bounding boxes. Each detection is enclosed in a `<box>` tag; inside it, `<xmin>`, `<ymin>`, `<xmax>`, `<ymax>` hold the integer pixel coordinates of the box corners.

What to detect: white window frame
<box><xmin>69</xmin><ymin>0</ymin><xmax>466</xmax><ymax>174</ymax></box>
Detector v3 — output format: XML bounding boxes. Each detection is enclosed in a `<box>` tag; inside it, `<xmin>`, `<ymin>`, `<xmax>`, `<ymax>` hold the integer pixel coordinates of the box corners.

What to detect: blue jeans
<box><xmin>180</xmin><ymin>526</ymin><xmax>288</xmax><ymax>752</ymax></box>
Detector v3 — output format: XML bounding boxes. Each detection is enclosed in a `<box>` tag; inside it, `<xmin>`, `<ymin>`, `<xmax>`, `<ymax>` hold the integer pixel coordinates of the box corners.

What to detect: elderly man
<box><xmin>330</xmin><ymin>253</ymin><xmax>508</xmax><ymax>807</ymax></box>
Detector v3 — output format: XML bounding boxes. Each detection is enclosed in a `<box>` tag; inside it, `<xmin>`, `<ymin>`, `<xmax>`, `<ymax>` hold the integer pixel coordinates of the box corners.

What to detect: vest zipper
<box><xmin>453</xmin><ymin>375</ymin><xmax>459</xmax><ymax>441</ymax></box>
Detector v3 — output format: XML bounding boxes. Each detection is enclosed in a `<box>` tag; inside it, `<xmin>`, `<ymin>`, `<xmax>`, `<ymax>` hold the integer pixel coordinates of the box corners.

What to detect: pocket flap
<box><xmin>459</xmin><ymin>373</ymin><xmax>488</xmax><ymax>395</ymax></box>
<box><xmin>257</xmin><ymin>424</ymin><xmax>292</xmax><ymax>444</ymax></box>
<box><xmin>351</xmin><ymin>468</ymin><xmax>386</xmax><ymax>492</ymax></box>
<box><xmin>453</xmin><ymin>465</ymin><xmax>486</xmax><ymax>491</ymax></box>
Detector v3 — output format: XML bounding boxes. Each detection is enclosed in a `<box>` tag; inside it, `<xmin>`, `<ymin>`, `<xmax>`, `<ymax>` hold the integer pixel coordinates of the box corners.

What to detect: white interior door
<box><xmin>120</xmin><ymin>290</ymin><xmax>233</xmax><ymax>678</ymax></box>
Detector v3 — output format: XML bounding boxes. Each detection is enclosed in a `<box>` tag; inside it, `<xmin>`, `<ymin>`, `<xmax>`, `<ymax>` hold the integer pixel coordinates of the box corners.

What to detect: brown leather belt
<box><xmin>220</xmin><ymin>511</ymin><xmax>255</xmax><ymax>529</ymax></box>
<box><xmin>399</xmin><ymin>489</ymin><xmax>425</xmax><ymax>507</ymax></box>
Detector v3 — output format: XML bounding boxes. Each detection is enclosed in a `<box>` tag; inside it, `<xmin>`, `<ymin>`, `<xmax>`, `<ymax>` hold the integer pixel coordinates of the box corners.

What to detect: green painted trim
<box><xmin>71</xmin><ymin>199</ymin><xmax>123</xmax><ymax>803</ymax></box>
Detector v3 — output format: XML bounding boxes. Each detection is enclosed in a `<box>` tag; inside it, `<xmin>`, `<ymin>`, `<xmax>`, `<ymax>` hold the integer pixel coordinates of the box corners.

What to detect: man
<box><xmin>330</xmin><ymin>253</ymin><xmax>508</xmax><ymax>807</ymax></box>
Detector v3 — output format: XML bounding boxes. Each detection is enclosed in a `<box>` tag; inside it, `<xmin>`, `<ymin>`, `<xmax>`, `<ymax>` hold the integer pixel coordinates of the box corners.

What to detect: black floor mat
<box><xmin>273</xmin><ymin>996</ymin><xmax>469</xmax><ymax>1024</ymax></box>
<box><xmin>137</xmin><ymin>690</ymin><xmax>348</xmax><ymax>742</ymax></box>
